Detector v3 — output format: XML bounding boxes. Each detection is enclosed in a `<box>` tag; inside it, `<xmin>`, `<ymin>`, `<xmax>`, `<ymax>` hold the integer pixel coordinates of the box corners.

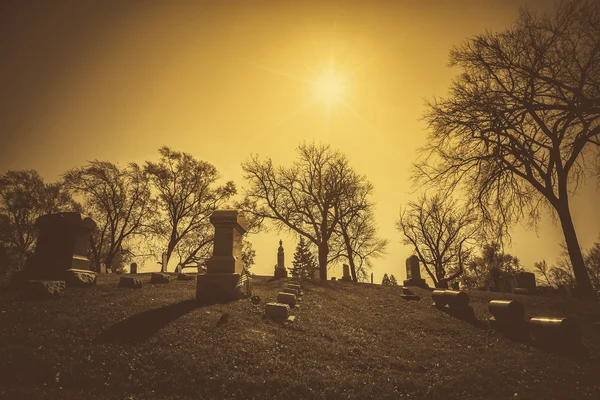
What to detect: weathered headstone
<box><xmin>274</xmin><ymin>240</ymin><xmax>288</xmax><ymax>279</ymax></box>
<box><xmin>161</xmin><ymin>252</ymin><xmax>168</xmax><ymax>273</ymax></box>
<box><xmin>64</xmin><ymin>269</ymin><xmax>97</xmax><ymax>287</ymax></box>
<box><xmin>130</xmin><ymin>262</ymin><xmax>138</xmax><ymax>274</ymax></box>
<box><xmin>26</xmin><ymin>280</ymin><xmax>65</xmax><ymax>299</ymax></box>
<box><xmin>400</xmin><ymin>286</ymin><xmax>420</xmax><ymax>301</ymax></box>
<box><xmin>431</xmin><ymin>290</ymin><xmax>475</xmax><ymax>320</ymax></box>
<box><xmin>196</xmin><ymin>210</ymin><xmax>251</xmax><ymax>302</ymax></box>
<box><xmin>100</xmin><ymin>263</ymin><xmax>107</xmax><ymax>274</ymax></box>
<box><xmin>529</xmin><ymin>317</ymin><xmax>582</xmax><ymax>346</ymax></box>
<box><xmin>25</xmin><ymin>212</ymin><xmax>96</xmax><ymax>280</ymax></box>
<box><xmin>265</xmin><ymin>302</ymin><xmax>290</xmax><ymax>320</ymax></box>
<box><xmin>150</xmin><ymin>273</ymin><xmax>170</xmax><ymax>284</ymax></box>
<box><xmin>488</xmin><ymin>299</ymin><xmax>528</xmax><ymax>338</ymax></box>
<box><xmin>276</xmin><ymin>292</ymin><xmax>297</xmax><ymax>307</ymax></box>
<box><xmin>515</xmin><ymin>272</ymin><xmax>536</xmax><ymax>293</ymax></box>
<box><xmin>119</xmin><ymin>276</ymin><xmax>142</xmax><ymax>289</ymax></box>
<box><xmin>403</xmin><ymin>255</ymin><xmax>427</xmax><ymax>288</ymax></box>
<box><xmin>283</xmin><ymin>287</ymin><xmax>300</xmax><ymax>296</ymax></box>
<box><xmin>341</xmin><ymin>264</ymin><xmax>352</xmax><ymax>281</ymax></box>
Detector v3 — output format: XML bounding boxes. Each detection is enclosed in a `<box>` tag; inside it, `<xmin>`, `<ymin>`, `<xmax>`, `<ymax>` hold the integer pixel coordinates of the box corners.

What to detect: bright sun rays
<box><xmin>314</xmin><ymin>69</ymin><xmax>346</xmax><ymax>106</ymax></box>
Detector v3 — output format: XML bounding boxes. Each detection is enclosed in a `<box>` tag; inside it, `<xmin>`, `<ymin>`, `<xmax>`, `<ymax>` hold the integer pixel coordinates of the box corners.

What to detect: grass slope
<box><xmin>1</xmin><ymin>275</ymin><xmax>599</xmax><ymax>400</ymax></box>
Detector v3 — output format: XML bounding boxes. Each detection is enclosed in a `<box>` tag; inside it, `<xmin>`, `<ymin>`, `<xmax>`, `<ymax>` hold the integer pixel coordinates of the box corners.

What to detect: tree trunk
<box><xmin>341</xmin><ymin>229</ymin><xmax>358</xmax><ymax>281</ymax></box>
<box><xmin>349</xmin><ymin>262</ymin><xmax>357</xmax><ymax>282</ymax></box>
<box><xmin>317</xmin><ymin>242</ymin><xmax>328</xmax><ymax>280</ymax></box>
<box><xmin>557</xmin><ymin>200</ymin><xmax>594</xmax><ymax>296</ymax></box>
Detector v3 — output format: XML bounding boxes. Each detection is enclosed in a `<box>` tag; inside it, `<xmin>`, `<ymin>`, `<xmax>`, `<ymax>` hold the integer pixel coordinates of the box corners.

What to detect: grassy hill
<box><xmin>1</xmin><ymin>274</ymin><xmax>599</xmax><ymax>400</ymax></box>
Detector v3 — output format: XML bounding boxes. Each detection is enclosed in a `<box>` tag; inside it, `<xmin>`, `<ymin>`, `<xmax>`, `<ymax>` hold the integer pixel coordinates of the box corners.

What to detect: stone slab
<box><xmin>26</xmin><ymin>280</ymin><xmax>65</xmax><ymax>299</ymax></box>
<box><xmin>119</xmin><ymin>276</ymin><xmax>142</xmax><ymax>289</ymax></box>
<box><xmin>286</xmin><ymin>283</ymin><xmax>301</xmax><ymax>291</ymax></box>
<box><xmin>265</xmin><ymin>302</ymin><xmax>290</xmax><ymax>319</ymax></box>
<box><xmin>64</xmin><ymin>269</ymin><xmax>97</xmax><ymax>287</ymax></box>
<box><xmin>150</xmin><ymin>273</ymin><xmax>170</xmax><ymax>284</ymax></box>
<box><xmin>276</xmin><ymin>292</ymin><xmax>297</xmax><ymax>307</ymax></box>
<box><xmin>283</xmin><ymin>287</ymin><xmax>300</xmax><ymax>296</ymax></box>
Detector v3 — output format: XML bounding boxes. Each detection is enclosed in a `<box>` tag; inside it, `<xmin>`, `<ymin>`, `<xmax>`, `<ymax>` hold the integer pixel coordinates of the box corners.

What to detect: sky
<box><xmin>1</xmin><ymin>0</ymin><xmax>599</xmax><ymax>283</ymax></box>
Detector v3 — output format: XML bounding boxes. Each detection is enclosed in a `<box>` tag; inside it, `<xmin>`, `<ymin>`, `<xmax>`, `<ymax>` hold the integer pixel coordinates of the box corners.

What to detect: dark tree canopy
<box><xmin>418</xmin><ymin>1</ymin><xmax>600</xmax><ymax>295</ymax></box>
<box><xmin>397</xmin><ymin>194</ymin><xmax>478</xmax><ymax>286</ymax></box>
<box><xmin>64</xmin><ymin>161</ymin><xmax>155</xmax><ymax>272</ymax></box>
<box><xmin>241</xmin><ymin>142</ymin><xmax>373</xmax><ymax>280</ymax></box>
<box><xmin>145</xmin><ymin>146</ymin><xmax>236</xmax><ymax>271</ymax></box>
<box><xmin>0</xmin><ymin>170</ymin><xmax>79</xmax><ymax>267</ymax></box>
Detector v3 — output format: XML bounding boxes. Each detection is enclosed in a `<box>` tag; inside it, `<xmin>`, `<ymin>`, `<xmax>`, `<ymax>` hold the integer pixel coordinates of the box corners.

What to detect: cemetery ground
<box><xmin>1</xmin><ymin>275</ymin><xmax>599</xmax><ymax>400</ymax></box>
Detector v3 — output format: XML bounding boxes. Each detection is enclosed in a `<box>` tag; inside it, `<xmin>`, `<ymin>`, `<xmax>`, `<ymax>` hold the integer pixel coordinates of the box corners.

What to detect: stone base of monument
<box><xmin>26</xmin><ymin>280</ymin><xmax>65</xmax><ymax>299</ymax></box>
<box><xmin>277</xmin><ymin>292</ymin><xmax>297</xmax><ymax>307</ymax></box>
<box><xmin>265</xmin><ymin>302</ymin><xmax>290</xmax><ymax>320</ymax></box>
<box><xmin>150</xmin><ymin>273</ymin><xmax>170</xmax><ymax>284</ymax></box>
<box><xmin>403</xmin><ymin>278</ymin><xmax>428</xmax><ymax>288</ymax></box>
<box><xmin>196</xmin><ymin>273</ymin><xmax>251</xmax><ymax>303</ymax></box>
<box><xmin>400</xmin><ymin>287</ymin><xmax>420</xmax><ymax>301</ymax></box>
<box><xmin>340</xmin><ymin>275</ymin><xmax>352</xmax><ymax>281</ymax></box>
<box><xmin>64</xmin><ymin>269</ymin><xmax>97</xmax><ymax>287</ymax></box>
<box><xmin>119</xmin><ymin>276</ymin><xmax>142</xmax><ymax>289</ymax></box>
<box><xmin>274</xmin><ymin>267</ymin><xmax>288</xmax><ymax>279</ymax></box>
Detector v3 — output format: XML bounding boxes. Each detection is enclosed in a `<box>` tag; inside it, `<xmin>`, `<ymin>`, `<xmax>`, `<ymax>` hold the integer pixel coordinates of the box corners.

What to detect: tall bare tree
<box><xmin>0</xmin><ymin>170</ymin><xmax>79</xmax><ymax>266</ymax></box>
<box><xmin>241</xmin><ymin>142</ymin><xmax>365</xmax><ymax>280</ymax></box>
<box><xmin>64</xmin><ymin>161</ymin><xmax>155</xmax><ymax>272</ymax></box>
<box><xmin>145</xmin><ymin>146</ymin><xmax>235</xmax><ymax>272</ymax></box>
<box><xmin>417</xmin><ymin>1</ymin><xmax>600</xmax><ymax>295</ymax></box>
<box><xmin>397</xmin><ymin>194</ymin><xmax>478</xmax><ymax>287</ymax></box>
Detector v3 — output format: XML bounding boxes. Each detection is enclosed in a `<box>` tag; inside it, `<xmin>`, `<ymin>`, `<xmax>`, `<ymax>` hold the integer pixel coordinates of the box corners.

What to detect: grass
<box><xmin>1</xmin><ymin>274</ymin><xmax>599</xmax><ymax>400</ymax></box>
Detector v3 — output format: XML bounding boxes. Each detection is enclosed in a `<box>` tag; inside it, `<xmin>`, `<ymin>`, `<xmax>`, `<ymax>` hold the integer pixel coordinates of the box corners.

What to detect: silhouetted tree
<box><xmin>397</xmin><ymin>194</ymin><xmax>478</xmax><ymax>287</ymax></box>
<box><xmin>241</xmin><ymin>238</ymin><xmax>256</xmax><ymax>272</ymax></box>
<box><xmin>0</xmin><ymin>170</ymin><xmax>79</xmax><ymax>269</ymax></box>
<box><xmin>64</xmin><ymin>161</ymin><xmax>155</xmax><ymax>272</ymax></box>
<box><xmin>389</xmin><ymin>274</ymin><xmax>398</xmax><ymax>286</ymax></box>
<box><xmin>584</xmin><ymin>236</ymin><xmax>600</xmax><ymax>287</ymax></box>
<box><xmin>381</xmin><ymin>273</ymin><xmax>392</xmax><ymax>286</ymax></box>
<box><xmin>290</xmin><ymin>237</ymin><xmax>318</xmax><ymax>279</ymax></box>
<box><xmin>241</xmin><ymin>142</ymin><xmax>367</xmax><ymax>280</ymax></box>
<box><xmin>145</xmin><ymin>146</ymin><xmax>236</xmax><ymax>271</ymax></box>
<box><xmin>330</xmin><ymin>181</ymin><xmax>388</xmax><ymax>281</ymax></box>
<box><xmin>417</xmin><ymin>1</ymin><xmax>600</xmax><ymax>295</ymax></box>
<box><xmin>533</xmin><ymin>260</ymin><xmax>553</xmax><ymax>287</ymax></box>
<box><xmin>461</xmin><ymin>243</ymin><xmax>524</xmax><ymax>289</ymax></box>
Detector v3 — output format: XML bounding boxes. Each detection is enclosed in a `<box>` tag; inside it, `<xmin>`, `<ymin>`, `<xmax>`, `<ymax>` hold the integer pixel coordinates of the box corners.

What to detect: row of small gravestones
<box><xmin>264</xmin><ymin>281</ymin><xmax>302</xmax><ymax>321</ymax></box>
<box><xmin>410</xmin><ymin>288</ymin><xmax>583</xmax><ymax>349</ymax></box>
<box><xmin>18</xmin><ymin>270</ymin><xmax>196</xmax><ymax>299</ymax></box>
<box><xmin>118</xmin><ymin>272</ymin><xmax>194</xmax><ymax>289</ymax></box>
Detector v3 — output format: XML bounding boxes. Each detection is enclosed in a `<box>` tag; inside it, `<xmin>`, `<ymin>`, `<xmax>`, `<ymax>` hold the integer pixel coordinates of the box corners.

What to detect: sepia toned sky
<box><xmin>1</xmin><ymin>0</ymin><xmax>598</xmax><ymax>282</ymax></box>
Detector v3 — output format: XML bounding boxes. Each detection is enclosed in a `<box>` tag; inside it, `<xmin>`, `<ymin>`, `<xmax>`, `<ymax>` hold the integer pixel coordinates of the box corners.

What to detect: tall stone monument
<box><xmin>25</xmin><ymin>212</ymin><xmax>96</xmax><ymax>280</ymax></box>
<box><xmin>196</xmin><ymin>210</ymin><xmax>251</xmax><ymax>302</ymax></box>
<box><xmin>274</xmin><ymin>240</ymin><xmax>288</xmax><ymax>279</ymax></box>
<box><xmin>403</xmin><ymin>255</ymin><xmax>428</xmax><ymax>288</ymax></box>
<box><xmin>341</xmin><ymin>264</ymin><xmax>352</xmax><ymax>281</ymax></box>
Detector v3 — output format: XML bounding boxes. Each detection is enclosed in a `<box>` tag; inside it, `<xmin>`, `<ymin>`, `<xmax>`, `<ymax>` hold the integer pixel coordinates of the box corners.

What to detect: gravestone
<box><xmin>341</xmin><ymin>264</ymin><xmax>352</xmax><ymax>281</ymax></box>
<box><xmin>431</xmin><ymin>290</ymin><xmax>475</xmax><ymax>320</ymax></box>
<box><xmin>100</xmin><ymin>263</ymin><xmax>107</xmax><ymax>274</ymax></box>
<box><xmin>196</xmin><ymin>210</ymin><xmax>251</xmax><ymax>302</ymax></box>
<box><xmin>161</xmin><ymin>252</ymin><xmax>168</xmax><ymax>273</ymax></box>
<box><xmin>403</xmin><ymin>255</ymin><xmax>427</xmax><ymax>288</ymax></box>
<box><xmin>488</xmin><ymin>299</ymin><xmax>528</xmax><ymax>339</ymax></box>
<box><xmin>515</xmin><ymin>272</ymin><xmax>536</xmax><ymax>293</ymax></box>
<box><xmin>274</xmin><ymin>240</ymin><xmax>288</xmax><ymax>279</ymax></box>
<box><xmin>130</xmin><ymin>262</ymin><xmax>138</xmax><ymax>274</ymax></box>
<box><xmin>25</xmin><ymin>212</ymin><xmax>96</xmax><ymax>280</ymax></box>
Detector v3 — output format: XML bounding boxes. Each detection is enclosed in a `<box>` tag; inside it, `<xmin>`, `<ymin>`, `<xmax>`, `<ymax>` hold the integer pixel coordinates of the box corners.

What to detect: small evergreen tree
<box><xmin>290</xmin><ymin>237</ymin><xmax>318</xmax><ymax>279</ymax></box>
<box><xmin>381</xmin><ymin>273</ymin><xmax>391</xmax><ymax>285</ymax></box>
<box><xmin>389</xmin><ymin>274</ymin><xmax>398</xmax><ymax>286</ymax></box>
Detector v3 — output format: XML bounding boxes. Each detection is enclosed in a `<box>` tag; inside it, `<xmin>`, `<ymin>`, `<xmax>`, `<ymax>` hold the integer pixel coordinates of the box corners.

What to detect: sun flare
<box><xmin>315</xmin><ymin>71</ymin><xmax>345</xmax><ymax>105</ymax></box>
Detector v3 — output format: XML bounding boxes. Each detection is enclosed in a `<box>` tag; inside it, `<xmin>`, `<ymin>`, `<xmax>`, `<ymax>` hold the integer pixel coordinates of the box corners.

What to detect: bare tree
<box><xmin>397</xmin><ymin>194</ymin><xmax>478</xmax><ymax>287</ymax></box>
<box><xmin>241</xmin><ymin>142</ymin><xmax>364</xmax><ymax>280</ymax></box>
<box><xmin>63</xmin><ymin>161</ymin><xmax>155</xmax><ymax>272</ymax></box>
<box><xmin>145</xmin><ymin>146</ymin><xmax>236</xmax><ymax>272</ymax></box>
<box><xmin>330</xmin><ymin>207</ymin><xmax>388</xmax><ymax>282</ymax></box>
<box><xmin>417</xmin><ymin>1</ymin><xmax>600</xmax><ymax>295</ymax></box>
<box><xmin>0</xmin><ymin>170</ymin><xmax>79</xmax><ymax>267</ymax></box>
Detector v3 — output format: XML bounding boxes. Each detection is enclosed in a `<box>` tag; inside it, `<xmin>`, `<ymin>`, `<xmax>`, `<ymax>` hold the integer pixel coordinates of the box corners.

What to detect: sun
<box><xmin>314</xmin><ymin>71</ymin><xmax>345</xmax><ymax>106</ymax></box>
